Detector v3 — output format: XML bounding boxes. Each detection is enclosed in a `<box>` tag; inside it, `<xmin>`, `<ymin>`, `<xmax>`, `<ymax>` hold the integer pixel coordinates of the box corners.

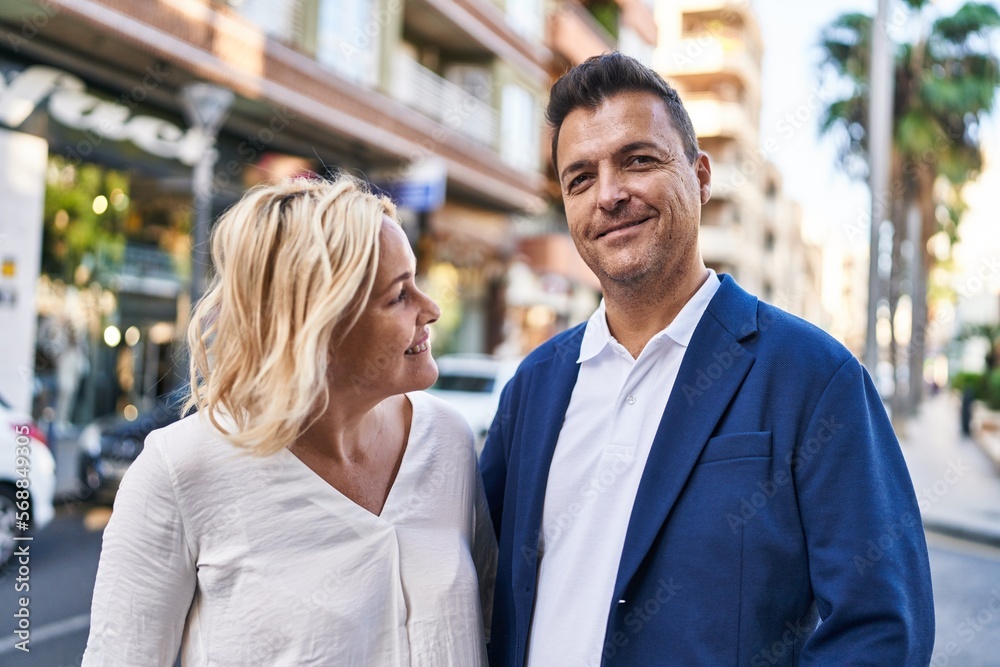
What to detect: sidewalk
<box><xmin>896</xmin><ymin>392</ymin><xmax>1000</xmax><ymax>547</ymax></box>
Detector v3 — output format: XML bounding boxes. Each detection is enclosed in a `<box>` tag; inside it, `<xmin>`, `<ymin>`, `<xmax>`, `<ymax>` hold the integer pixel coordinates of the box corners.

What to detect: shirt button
<box><xmin>626</xmin><ymin>393</ymin><xmax>636</xmax><ymax>405</ymax></box>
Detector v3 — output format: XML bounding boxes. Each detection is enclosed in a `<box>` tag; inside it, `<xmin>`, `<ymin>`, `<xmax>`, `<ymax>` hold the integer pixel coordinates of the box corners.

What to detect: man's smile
<box><xmin>597</xmin><ymin>216</ymin><xmax>653</xmax><ymax>239</ymax></box>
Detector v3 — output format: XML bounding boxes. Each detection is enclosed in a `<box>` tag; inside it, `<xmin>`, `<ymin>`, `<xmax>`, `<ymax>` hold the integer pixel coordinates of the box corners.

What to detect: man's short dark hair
<box><xmin>546</xmin><ymin>52</ymin><xmax>700</xmax><ymax>173</ymax></box>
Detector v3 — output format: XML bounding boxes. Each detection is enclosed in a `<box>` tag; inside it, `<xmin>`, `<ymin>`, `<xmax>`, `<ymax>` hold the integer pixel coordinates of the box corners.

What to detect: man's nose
<box><xmin>596</xmin><ymin>169</ymin><xmax>628</xmax><ymax>212</ymax></box>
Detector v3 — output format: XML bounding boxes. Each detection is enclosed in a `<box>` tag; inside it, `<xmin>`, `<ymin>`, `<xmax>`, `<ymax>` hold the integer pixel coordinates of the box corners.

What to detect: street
<box><xmin>0</xmin><ymin>502</ymin><xmax>103</xmax><ymax>666</ymax></box>
<box><xmin>0</xmin><ymin>505</ymin><xmax>998</xmax><ymax>665</ymax></box>
<box><xmin>928</xmin><ymin>534</ymin><xmax>1000</xmax><ymax>667</ymax></box>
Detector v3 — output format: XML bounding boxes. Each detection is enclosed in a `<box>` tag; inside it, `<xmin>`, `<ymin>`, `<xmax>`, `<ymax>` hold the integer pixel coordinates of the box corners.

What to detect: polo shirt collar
<box><xmin>577</xmin><ymin>269</ymin><xmax>720</xmax><ymax>363</ymax></box>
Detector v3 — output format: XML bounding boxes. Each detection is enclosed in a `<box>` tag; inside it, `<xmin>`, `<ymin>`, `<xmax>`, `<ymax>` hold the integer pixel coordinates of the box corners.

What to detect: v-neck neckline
<box><xmin>281</xmin><ymin>393</ymin><xmax>420</xmax><ymax>521</ymax></box>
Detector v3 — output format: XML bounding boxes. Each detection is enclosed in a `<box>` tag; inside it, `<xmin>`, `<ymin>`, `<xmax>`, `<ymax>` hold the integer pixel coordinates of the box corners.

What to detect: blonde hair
<box><xmin>184</xmin><ymin>176</ymin><xmax>398</xmax><ymax>455</ymax></box>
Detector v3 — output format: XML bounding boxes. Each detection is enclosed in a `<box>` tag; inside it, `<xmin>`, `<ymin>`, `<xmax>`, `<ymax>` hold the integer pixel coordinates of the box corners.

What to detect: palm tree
<box><xmin>817</xmin><ymin>1</ymin><xmax>1000</xmax><ymax>416</ymax></box>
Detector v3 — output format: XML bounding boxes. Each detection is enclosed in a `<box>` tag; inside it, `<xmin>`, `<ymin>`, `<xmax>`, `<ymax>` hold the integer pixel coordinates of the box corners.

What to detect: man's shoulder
<box><xmin>757</xmin><ymin>299</ymin><xmax>846</xmax><ymax>347</ymax></box>
<box><xmin>499</xmin><ymin>323</ymin><xmax>586</xmax><ymax>399</ymax></box>
<box><xmin>519</xmin><ymin>322</ymin><xmax>586</xmax><ymax>370</ymax></box>
<box><xmin>747</xmin><ymin>299</ymin><xmax>856</xmax><ymax>376</ymax></box>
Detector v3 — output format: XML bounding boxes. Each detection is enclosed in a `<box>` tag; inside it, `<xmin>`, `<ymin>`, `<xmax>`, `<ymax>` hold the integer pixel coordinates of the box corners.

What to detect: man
<box><xmin>479</xmin><ymin>53</ymin><xmax>933</xmax><ymax>666</ymax></box>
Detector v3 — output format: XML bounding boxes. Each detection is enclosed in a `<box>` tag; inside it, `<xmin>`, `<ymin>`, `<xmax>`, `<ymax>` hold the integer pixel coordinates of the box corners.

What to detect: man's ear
<box><xmin>695</xmin><ymin>152</ymin><xmax>712</xmax><ymax>205</ymax></box>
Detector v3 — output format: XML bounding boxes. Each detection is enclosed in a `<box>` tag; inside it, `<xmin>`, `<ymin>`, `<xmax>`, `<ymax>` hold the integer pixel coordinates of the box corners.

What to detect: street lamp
<box><xmin>179</xmin><ymin>82</ymin><xmax>234</xmax><ymax>307</ymax></box>
<box><xmin>864</xmin><ymin>0</ymin><xmax>895</xmax><ymax>381</ymax></box>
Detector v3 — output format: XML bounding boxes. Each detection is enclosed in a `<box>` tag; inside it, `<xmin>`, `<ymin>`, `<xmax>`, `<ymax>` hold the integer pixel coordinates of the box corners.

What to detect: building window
<box><xmin>445</xmin><ymin>65</ymin><xmax>492</xmax><ymax>104</ymax></box>
<box><xmin>230</xmin><ymin>0</ymin><xmax>310</xmax><ymax>47</ymax></box>
<box><xmin>316</xmin><ymin>0</ymin><xmax>379</xmax><ymax>86</ymax></box>
<box><xmin>506</xmin><ymin>0</ymin><xmax>543</xmax><ymax>42</ymax></box>
<box><xmin>501</xmin><ymin>84</ymin><xmax>539</xmax><ymax>172</ymax></box>
<box><xmin>618</xmin><ymin>26</ymin><xmax>654</xmax><ymax>66</ymax></box>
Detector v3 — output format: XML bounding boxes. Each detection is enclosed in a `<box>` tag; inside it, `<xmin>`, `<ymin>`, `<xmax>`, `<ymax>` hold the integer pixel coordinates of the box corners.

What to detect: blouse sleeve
<box><xmin>472</xmin><ymin>467</ymin><xmax>498</xmax><ymax>643</ymax></box>
<box><xmin>83</xmin><ymin>432</ymin><xmax>197</xmax><ymax>666</ymax></box>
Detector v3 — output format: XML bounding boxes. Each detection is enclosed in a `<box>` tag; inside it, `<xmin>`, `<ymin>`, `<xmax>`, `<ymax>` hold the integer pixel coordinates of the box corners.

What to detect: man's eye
<box><xmin>567</xmin><ymin>174</ymin><xmax>588</xmax><ymax>190</ymax></box>
<box><xmin>631</xmin><ymin>155</ymin><xmax>654</xmax><ymax>165</ymax></box>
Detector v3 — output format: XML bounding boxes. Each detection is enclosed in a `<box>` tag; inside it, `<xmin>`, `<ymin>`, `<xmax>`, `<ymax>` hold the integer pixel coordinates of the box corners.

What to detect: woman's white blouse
<box><xmin>83</xmin><ymin>391</ymin><xmax>497</xmax><ymax>666</ymax></box>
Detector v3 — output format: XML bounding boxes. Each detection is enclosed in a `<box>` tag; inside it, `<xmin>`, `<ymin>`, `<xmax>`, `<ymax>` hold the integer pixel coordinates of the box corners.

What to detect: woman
<box><xmin>83</xmin><ymin>177</ymin><xmax>496</xmax><ymax>665</ymax></box>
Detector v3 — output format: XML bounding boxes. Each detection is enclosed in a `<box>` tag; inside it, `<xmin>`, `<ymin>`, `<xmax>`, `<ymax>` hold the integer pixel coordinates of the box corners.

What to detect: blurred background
<box><xmin>0</xmin><ymin>0</ymin><xmax>999</xmax><ymax>664</ymax></box>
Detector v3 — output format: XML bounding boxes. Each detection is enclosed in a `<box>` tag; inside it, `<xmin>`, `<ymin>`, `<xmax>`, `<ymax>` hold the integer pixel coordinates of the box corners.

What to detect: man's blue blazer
<box><xmin>480</xmin><ymin>275</ymin><xmax>934</xmax><ymax>666</ymax></box>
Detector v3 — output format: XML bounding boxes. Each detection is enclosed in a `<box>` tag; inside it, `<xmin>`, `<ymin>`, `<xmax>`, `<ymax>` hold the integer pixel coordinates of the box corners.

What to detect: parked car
<box><xmin>77</xmin><ymin>398</ymin><xmax>183</xmax><ymax>501</ymax></box>
<box><xmin>0</xmin><ymin>395</ymin><xmax>56</xmax><ymax>567</ymax></box>
<box><xmin>426</xmin><ymin>354</ymin><xmax>522</xmax><ymax>455</ymax></box>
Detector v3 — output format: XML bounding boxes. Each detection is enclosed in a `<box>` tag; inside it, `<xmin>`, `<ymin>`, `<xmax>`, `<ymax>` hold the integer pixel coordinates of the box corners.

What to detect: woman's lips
<box><xmin>405</xmin><ymin>335</ymin><xmax>430</xmax><ymax>355</ymax></box>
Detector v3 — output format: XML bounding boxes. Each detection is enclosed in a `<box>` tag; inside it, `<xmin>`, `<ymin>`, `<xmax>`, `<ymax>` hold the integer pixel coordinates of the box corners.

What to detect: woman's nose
<box><xmin>420</xmin><ymin>290</ymin><xmax>441</xmax><ymax>325</ymax></box>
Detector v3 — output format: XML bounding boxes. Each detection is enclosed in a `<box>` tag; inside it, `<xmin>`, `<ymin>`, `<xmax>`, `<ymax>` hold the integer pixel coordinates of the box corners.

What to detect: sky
<box><xmin>755</xmin><ymin>0</ymin><xmax>871</xmax><ymax>248</ymax></box>
<box><xmin>753</xmin><ymin>0</ymin><xmax>1000</xmax><ymax>326</ymax></box>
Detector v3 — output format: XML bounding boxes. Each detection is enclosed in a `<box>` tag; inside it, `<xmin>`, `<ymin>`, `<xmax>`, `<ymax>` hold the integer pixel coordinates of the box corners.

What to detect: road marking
<box><xmin>0</xmin><ymin>612</ymin><xmax>90</xmax><ymax>654</ymax></box>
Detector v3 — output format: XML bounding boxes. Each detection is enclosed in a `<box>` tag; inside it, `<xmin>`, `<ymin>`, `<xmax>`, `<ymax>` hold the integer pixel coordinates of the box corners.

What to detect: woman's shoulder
<box><xmin>408</xmin><ymin>391</ymin><xmax>475</xmax><ymax>445</ymax></box>
<box><xmin>144</xmin><ymin>411</ymin><xmax>249</xmax><ymax>474</ymax></box>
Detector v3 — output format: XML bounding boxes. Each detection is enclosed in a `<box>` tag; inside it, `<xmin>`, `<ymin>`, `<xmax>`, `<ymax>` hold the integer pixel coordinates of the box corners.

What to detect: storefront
<box><xmin>0</xmin><ymin>49</ymin><xmax>313</xmax><ymax>425</ymax></box>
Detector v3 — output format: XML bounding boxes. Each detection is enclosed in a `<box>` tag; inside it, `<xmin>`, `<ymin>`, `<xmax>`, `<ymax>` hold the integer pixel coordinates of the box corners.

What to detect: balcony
<box><xmin>684</xmin><ymin>93</ymin><xmax>757</xmax><ymax>146</ymax></box>
<box><xmin>670</xmin><ymin>0</ymin><xmax>758</xmax><ymax>19</ymax></box>
<box><xmin>699</xmin><ymin>224</ymin><xmax>741</xmax><ymax>267</ymax></box>
<box><xmin>708</xmin><ymin>162</ymin><xmax>749</xmax><ymax>200</ymax></box>
<box><xmin>392</xmin><ymin>55</ymin><xmax>500</xmax><ymax>149</ymax></box>
<box><xmin>618</xmin><ymin>0</ymin><xmax>657</xmax><ymax>46</ymax></box>
<box><xmin>658</xmin><ymin>33</ymin><xmax>760</xmax><ymax>94</ymax></box>
<box><xmin>549</xmin><ymin>0</ymin><xmax>616</xmax><ymax>66</ymax></box>
<box><xmin>407</xmin><ymin>0</ymin><xmax>550</xmax><ymax>85</ymax></box>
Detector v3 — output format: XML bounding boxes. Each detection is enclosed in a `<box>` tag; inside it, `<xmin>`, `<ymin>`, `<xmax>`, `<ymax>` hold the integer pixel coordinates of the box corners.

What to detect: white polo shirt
<box><xmin>525</xmin><ymin>270</ymin><xmax>720</xmax><ymax>667</ymax></box>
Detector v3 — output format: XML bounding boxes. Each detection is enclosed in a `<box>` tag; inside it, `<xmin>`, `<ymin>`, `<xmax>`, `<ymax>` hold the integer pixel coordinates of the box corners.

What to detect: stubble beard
<box><xmin>593</xmin><ymin>233</ymin><xmax>698</xmax><ymax>310</ymax></box>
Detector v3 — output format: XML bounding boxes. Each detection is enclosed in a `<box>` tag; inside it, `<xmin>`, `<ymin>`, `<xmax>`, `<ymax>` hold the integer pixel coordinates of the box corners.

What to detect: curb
<box><xmin>972</xmin><ymin>431</ymin><xmax>1000</xmax><ymax>473</ymax></box>
<box><xmin>971</xmin><ymin>403</ymin><xmax>1000</xmax><ymax>472</ymax></box>
<box><xmin>922</xmin><ymin>515</ymin><xmax>1000</xmax><ymax>549</ymax></box>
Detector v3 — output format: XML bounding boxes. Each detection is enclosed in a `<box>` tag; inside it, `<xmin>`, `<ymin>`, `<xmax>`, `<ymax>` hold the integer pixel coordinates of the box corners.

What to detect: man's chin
<box><xmin>597</xmin><ymin>266</ymin><xmax>650</xmax><ymax>289</ymax></box>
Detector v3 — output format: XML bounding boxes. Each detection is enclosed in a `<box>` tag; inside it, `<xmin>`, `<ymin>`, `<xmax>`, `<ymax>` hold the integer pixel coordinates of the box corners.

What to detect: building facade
<box><xmin>654</xmin><ymin>0</ymin><xmax>825</xmax><ymax>322</ymax></box>
<box><xmin>0</xmin><ymin>0</ymin><xmax>551</xmax><ymax>421</ymax></box>
<box><xmin>503</xmin><ymin>0</ymin><xmax>659</xmax><ymax>353</ymax></box>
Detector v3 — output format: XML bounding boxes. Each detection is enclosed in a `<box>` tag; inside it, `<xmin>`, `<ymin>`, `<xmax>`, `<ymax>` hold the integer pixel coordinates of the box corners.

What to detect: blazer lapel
<box><xmin>511</xmin><ymin>329</ymin><xmax>584</xmax><ymax>655</ymax></box>
<box><xmin>612</xmin><ymin>276</ymin><xmax>758</xmax><ymax>603</ymax></box>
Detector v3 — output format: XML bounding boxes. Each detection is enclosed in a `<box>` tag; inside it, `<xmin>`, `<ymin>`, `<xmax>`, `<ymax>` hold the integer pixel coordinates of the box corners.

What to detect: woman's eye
<box><xmin>391</xmin><ymin>288</ymin><xmax>409</xmax><ymax>305</ymax></box>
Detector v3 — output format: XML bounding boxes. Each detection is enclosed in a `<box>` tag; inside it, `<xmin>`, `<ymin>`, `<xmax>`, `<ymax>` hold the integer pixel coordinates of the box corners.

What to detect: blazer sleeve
<box><xmin>473</xmin><ymin>467</ymin><xmax>498</xmax><ymax>642</ymax></box>
<box><xmin>479</xmin><ymin>380</ymin><xmax>514</xmax><ymax>537</ymax></box>
<box><xmin>794</xmin><ymin>357</ymin><xmax>934</xmax><ymax>665</ymax></box>
<box><xmin>83</xmin><ymin>432</ymin><xmax>197</xmax><ymax>666</ymax></box>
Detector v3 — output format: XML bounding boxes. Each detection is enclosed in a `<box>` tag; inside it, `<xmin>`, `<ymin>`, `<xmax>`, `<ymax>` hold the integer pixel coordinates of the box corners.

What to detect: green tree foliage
<box><xmin>818</xmin><ymin>0</ymin><xmax>1000</xmax><ymax>414</ymax></box>
<box><xmin>42</xmin><ymin>157</ymin><xmax>130</xmax><ymax>284</ymax></box>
